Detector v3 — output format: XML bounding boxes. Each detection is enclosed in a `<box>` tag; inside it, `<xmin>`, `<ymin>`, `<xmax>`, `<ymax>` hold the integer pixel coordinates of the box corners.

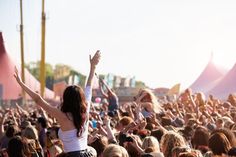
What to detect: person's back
<box><xmin>58</xmin><ymin>86</ymin><xmax>91</xmax><ymax>153</ymax></box>
<box><xmin>36</xmin><ymin>117</ymin><xmax>47</xmax><ymax>150</ymax></box>
<box><xmin>99</xmin><ymin>78</ymin><xmax>119</xmax><ymax>114</ymax></box>
<box><xmin>108</xmin><ymin>94</ymin><xmax>119</xmax><ymax>112</ymax></box>
<box><xmin>14</xmin><ymin>51</ymin><xmax>101</xmax><ymax>157</ymax></box>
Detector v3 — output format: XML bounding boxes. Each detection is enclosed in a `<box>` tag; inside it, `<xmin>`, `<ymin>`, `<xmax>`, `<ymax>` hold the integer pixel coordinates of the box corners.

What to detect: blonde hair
<box><xmin>142</xmin><ymin>136</ymin><xmax>160</xmax><ymax>152</ymax></box>
<box><xmin>22</xmin><ymin>126</ymin><xmax>38</xmax><ymax>140</ymax></box>
<box><xmin>160</xmin><ymin>131</ymin><xmax>187</xmax><ymax>157</ymax></box>
<box><xmin>103</xmin><ymin>144</ymin><xmax>129</xmax><ymax>157</ymax></box>
<box><xmin>139</xmin><ymin>88</ymin><xmax>161</xmax><ymax>113</ymax></box>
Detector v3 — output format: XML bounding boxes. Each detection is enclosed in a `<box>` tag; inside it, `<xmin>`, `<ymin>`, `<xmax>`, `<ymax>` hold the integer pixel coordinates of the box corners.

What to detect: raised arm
<box><xmin>99</xmin><ymin>81</ymin><xmax>108</xmax><ymax>98</ymax></box>
<box><xmin>0</xmin><ymin>112</ymin><xmax>8</xmax><ymax>139</ymax></box>
<box><xmin>100</xmin><ymin>79</ymin><xmax>115</xmax><ymax>96</ymax></box>
<box><xmin>14</xmin><ymin>68</ymin><xmax>62</xmax><ymax>120</ymax></box>
<box><xmin>86</xmin><ymin>50</ymin><xmax>101</xmax><ymax>88</ymax></box>
<box><xmin>104</xmin><ymin>116</ymin><xmax>117</xmax><ymax>143</ymax></box>
<box><xmin>84</xmin><ymin>51</ymin><xmax>101</xmax><ymax>104</ymax></box>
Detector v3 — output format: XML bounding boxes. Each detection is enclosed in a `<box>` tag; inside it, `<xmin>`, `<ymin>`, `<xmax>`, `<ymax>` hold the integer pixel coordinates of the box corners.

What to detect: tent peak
<box><xmin>0</xmin><ymin>32</ymin><xmax>5</xmax><ymax>54</ymax></box>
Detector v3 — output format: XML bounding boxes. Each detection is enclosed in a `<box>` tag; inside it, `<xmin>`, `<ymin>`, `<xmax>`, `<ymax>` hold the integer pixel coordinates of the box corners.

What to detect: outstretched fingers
<box><xmin>94</xmin><ymin>50</ymin><xmax>101</xmax><ymax>62</ymax></box>
<box><xmin>14</xmin><ymin>66</ymin><xmax>22</xmax><ymax>84</ymax></box>
<box><xmin>90</xmin><ymin>50</ymin><xmax>101</xmax><ymax>66</ymax></box>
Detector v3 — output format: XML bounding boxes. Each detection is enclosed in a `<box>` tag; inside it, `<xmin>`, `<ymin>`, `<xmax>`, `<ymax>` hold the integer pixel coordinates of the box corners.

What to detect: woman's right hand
<box><xmin>90</xmin><ymin>50</ymin><xmax>101</xmax><ymax>68</ymax></box>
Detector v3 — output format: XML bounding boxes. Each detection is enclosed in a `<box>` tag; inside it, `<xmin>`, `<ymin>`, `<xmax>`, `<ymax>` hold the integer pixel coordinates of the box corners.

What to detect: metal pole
<box><xmin>40</xmin><ymin>0</ymin><xmax>46</xmax><ymax>97</ymax></box>
<box><xmin>20</xmin><ymin>0</ymin><xmax>26</xmax><ymax>100</ymax></box>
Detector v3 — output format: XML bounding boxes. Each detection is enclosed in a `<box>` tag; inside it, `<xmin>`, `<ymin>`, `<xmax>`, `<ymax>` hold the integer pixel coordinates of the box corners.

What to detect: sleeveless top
<box><xmin>58</xmin><ymin>86</ymin><xmax>92</xmax><ymax>153</ymax></box>
<box><xmin>108</xmin><ymin>95</ymin><xmax>119</xmax><ymax>112</ymax></box>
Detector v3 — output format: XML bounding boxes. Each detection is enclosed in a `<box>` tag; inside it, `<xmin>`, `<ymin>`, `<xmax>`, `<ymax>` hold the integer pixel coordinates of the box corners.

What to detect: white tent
<box><xmin>189</xmin><ymin>56</ymin><xmax>227</xmax><ymax>93</ymax></box>
<box><xmin>206</xmin><ymin>63</ymin><xmax>236</xmax><ymax>99</ymax></box>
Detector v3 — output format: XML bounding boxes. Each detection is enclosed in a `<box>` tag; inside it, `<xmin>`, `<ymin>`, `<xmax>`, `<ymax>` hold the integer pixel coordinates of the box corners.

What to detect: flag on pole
<box><xmin>167</xmin><ymin>83</ymin><xmax>181</xmax><ymax>96</ymax></box>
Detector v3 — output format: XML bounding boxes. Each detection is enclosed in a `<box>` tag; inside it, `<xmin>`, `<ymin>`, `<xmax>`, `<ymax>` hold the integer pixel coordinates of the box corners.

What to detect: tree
<box><xmin>135</xmin><ymin>81</ymin><xmax>146</xmax><ymax>88</ymax></box>
<box><xmin>25</xmin><ymin>61</ymin><xmax>54</xmax><ymax>89</ymax></box>
<box><xmin>54</xmin><ymin>64</ymin><xmax>87</xmax><ymax>87</ymax></box>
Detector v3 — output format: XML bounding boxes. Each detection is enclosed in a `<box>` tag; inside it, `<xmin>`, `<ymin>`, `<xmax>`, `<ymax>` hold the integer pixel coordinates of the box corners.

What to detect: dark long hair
<box><xmin>61</xmin><ymin>85</ymin><xmax>87</xmax><ymax>137</ymax></box>
<box><xmin>8</xmin><ymin>136</ymin><xmax>26</xmax><ymax>157</ymax></box>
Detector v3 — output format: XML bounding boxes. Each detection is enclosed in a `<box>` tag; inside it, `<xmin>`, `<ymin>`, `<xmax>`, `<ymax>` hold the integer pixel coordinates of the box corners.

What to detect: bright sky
<box><xmin>1</xmin><ymin>0</ymin><xmax>236</xmax><ymax>89</ymax></box>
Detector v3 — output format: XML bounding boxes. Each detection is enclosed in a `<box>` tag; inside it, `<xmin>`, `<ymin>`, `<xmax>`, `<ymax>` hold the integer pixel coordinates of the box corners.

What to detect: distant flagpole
<box><xmin>40</xmin><ymin>0</ymin><xmax>46</xmax><ymax>97</ymax></box>
<box><xmin>20</xmin><ymin>0</ymin><xmax>26</xmax><ymax>99</ymax></box>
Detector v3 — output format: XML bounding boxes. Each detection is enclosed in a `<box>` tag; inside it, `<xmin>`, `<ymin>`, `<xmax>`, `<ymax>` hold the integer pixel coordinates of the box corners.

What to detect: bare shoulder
<box><xmin>58</xmin><ymin>112</ymin><xmax>75</xmax><ymax>130</ymax></box>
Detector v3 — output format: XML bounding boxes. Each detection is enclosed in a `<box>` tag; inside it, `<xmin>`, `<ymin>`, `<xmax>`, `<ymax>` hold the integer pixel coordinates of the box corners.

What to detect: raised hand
<box><xmin>14</xmin><ymin>67</ymin><xmax>22</xmax><ymax>84</ymax></box>
<box><xmin>86</xmin><ymin>50</ymin><xmax>101</xmax><ymax>88</ymax></box>
<box><xmin>0</xmin><ymin>111</ymin><xmax>9</xmax><ymax>124</ymax></box>
<box><xmin>90</xmin><ymin>50</ymin><xmax>101</xmax><ymax>68</ymax></box>
<box><xmin>103</xmin><ymin>115</ymin><xmax>110</xmax><ymax>126</ymax></box>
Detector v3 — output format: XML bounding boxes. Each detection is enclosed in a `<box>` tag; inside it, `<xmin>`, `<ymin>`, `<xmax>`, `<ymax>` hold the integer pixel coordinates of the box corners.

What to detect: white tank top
<box><xmin>58</xmin><ymin>86</ymin><xmax>92</xmax><ymax>153</ymax></box>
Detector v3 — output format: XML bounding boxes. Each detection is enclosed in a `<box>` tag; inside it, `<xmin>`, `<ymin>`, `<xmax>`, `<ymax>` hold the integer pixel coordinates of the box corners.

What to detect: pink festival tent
<box><xmin>0</xmin><ymin>32</ymin><xmax>54</xmax><ymax>100</ymax></box>
<box><xmin>206</xmin><ymin>63</ymin><xmax>236</xmax><ymax>99</ymax></box>
<box><xmin>189</xmin><ymin>56</ymin><xmax>227</xmax><ymax>94</ymax></box>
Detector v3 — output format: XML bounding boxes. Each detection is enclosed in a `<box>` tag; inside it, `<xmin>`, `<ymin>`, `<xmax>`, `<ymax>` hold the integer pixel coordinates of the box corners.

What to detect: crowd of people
<box><xmin>0</xmin><ymin>51</ymin><xmax>236</xmax><ymax>157</ymax></box>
